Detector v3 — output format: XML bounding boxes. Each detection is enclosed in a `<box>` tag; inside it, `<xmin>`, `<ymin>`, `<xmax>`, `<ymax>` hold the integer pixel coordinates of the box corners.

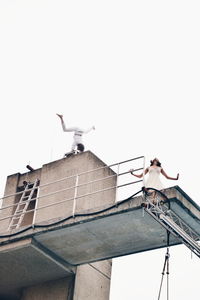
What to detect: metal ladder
<box><xmin>143</xmin><ymin>194</ymin><xmax>200</xmax><ymax>258</ymax></box>
<box><xmin>8</xmin><ymin>179</ymin><xmax>39</xmax><ymax>231</ymax></box>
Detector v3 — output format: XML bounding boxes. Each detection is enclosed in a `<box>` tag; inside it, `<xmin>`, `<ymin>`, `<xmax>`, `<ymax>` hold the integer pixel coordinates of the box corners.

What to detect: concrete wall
<box><xmin>35</xmin><ymin>151</ymin><xmax>116</xmax><ymax>224</ymax></box>
<box><xmin>0</xmin><ymin>173</ymin><xmax>20</xmax><ymax>232</ymax></box>
<box><xmin>0</xmin><ymin>169</ymin><xmax>41</xmax><ymax>233</ymax></box>
<box><xmin>0</xmin><ymin>152</ymin><xmax>113</xmax><ymax>300</ymax></box>
<box><xmin>0</xmin><ymin>151</ymin><xmax>116</xmax><ymax>232</ymax></box>
<box><xmin>73</xmin><ymin>260</ymin><xmax>112</xmax><ymax>300</ymax></box>
<box><xmin>20</xmin><ymin>260</ymin><xmax>112</xmax><ymax>300</ymax></box>
<box><xmin>21</xmin><ymin>277</ymin><xmax>75</xmax><ymax>300</ymax></box>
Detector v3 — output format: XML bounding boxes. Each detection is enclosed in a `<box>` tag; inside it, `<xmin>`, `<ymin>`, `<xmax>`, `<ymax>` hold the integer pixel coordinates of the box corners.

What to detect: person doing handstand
<box><xmin>57</xmin><ymin>114</ymin><xmax>95</xmax><ymax>154</ymax></box>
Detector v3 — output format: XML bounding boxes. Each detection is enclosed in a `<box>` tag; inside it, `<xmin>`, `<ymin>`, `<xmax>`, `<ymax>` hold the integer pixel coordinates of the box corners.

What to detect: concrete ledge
<box><xmin>0</xmin><ymin>238</ymin><xmax>75</xmax><ymax>296</ymax></box>
<box><xmin>28</xmin><ymin>186</ymin><xmax>200</xmax><ymax>264</ymax></box>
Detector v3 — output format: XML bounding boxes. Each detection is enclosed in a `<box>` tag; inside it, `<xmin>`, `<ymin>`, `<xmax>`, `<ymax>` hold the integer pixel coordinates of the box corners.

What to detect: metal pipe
<box><xmin>26</xmin><ymin>165</ymin><xmax>35</xmax><ymax>172</ymax></box>
<box><xmin>0</xmin><ymin>172</ymin><xmax>118</xmax><ymax>211</ymax></box>
<box><xmin>0</xmin><ymin>156</ymin><xmax>144</xmax><ymax>202</ymax></box>
<box><xmin>0</xmin><ymin>179</ymin><xmax>142</xmax><ymax>222</ymax></box>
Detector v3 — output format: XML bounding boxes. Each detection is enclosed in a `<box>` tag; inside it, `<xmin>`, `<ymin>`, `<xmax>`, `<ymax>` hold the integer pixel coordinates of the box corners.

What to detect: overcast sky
<box><xmin>0</xmin><ymin>1</ymin><xmax>199</xmax><ymax>299</ymax></box>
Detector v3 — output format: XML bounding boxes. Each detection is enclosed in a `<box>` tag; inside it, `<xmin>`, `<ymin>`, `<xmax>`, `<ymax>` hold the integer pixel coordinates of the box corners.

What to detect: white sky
<box><xmin>0</xmin><ymin>1</ymin><xmax>199</xmax><ymax>299</ymax></box>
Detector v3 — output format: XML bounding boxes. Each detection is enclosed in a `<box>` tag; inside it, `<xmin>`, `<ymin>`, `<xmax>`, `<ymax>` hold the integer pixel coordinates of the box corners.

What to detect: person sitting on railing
<box><xmin>130</xmin><ymin>158</ymin><xmax>179</xmax><ymax>204</ymax></box>
<box><xmin>57</xmin><ymin>114</ymin><xmax>95</xmax><ymax>156</ymax></box>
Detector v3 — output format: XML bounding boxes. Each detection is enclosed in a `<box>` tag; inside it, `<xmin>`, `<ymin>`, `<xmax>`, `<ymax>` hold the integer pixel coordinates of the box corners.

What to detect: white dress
<box><xmin>145</xmin><ymin>166</ymin><xmax>164</xmax><ymax>190</ymax></box>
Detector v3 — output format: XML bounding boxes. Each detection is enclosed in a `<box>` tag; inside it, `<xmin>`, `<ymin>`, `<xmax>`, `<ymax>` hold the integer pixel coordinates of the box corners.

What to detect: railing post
<box><xmin>142</xmin><ymin>156</ymin><xmax>146</xmax><ymax>187</ymax></box>
<box><xmin>115</xmin><ymin>163</ymin><xmax>120</xmax><ymax>203</ymax></box>
<box><xmin>72</xmin><ymin>175</ymin><xmax>79</xmax><ymax>217</ymax></box>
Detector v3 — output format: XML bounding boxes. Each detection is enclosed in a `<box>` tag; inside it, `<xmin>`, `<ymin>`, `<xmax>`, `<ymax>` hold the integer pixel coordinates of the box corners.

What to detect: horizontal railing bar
<box><xmin>0</xmin><ymin>180</ymin><xmax>142</xmax><ymax>223</ymax></box>
<box><xmin>109</xmin><ymin>156</ymin><xmax>144</xmax><ymax>167</ymax></box>
<box><xmin>0</xmin><ymin>208</ymin><xmax>35</xmax><ymax>222</ymax></box>
<box><xmin>1</xmin><ymin>168</ymin><xmax>138</xmax><ymax>212</ymax></box>
<box><xmin>0</xmin><ymin>186</ymin><xmax>39</xmax><ymax>201</ymax></box>
<box><xmin>118</xmin><ymin>180</ymin><xmax>143</xmax><ymax>188</ymax></box>
<box><xmin>0</xmin><ymin>156</ymin><xmax>144</xmax><ymax>202</ymax></box>
<box><xmin>0</xmin><ymin>172</ymin><xmax>118</xmax><ymax>211</ymax></box>
<box><xmin>35</xmin><ymin>180</ymin><xmax>141</xmax><ymax>213</ymax></box>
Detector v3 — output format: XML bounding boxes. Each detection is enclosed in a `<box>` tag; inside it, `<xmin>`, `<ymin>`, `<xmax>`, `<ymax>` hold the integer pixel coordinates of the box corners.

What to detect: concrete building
<box><xmin>0</xmin><ymin>151</ymin><xmax>116</xmax><ymax>300</ymax></box>
<box><xmin>0</xmin><ymin>151</ymin><xmax>199</xmax><ymax>300</ymax></box>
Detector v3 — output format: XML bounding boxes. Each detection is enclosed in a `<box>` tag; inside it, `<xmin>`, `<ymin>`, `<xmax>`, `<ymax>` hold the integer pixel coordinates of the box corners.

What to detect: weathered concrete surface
<box><xmin>73</xmin><ymin>260</ymin><xmax>112</xmax><ymax>300</ymax></box>
<box><xmin>21</xmin><ymin>277</ymin><xmax>75</xmax><ymax>300</ymax></box>
<box><xmin>0</xmin><ymin>152</ymin><xmax>199</xmax><ymax>300</ymax></box>
<box><xmin>0</xmin><ymin>152</ymin><xmax>114</xmax><ymax>300</ymax></box>
<box><xmin>0</xmin><ymin>151</ymin><xmax>116</xmax><ymax>233</ymax></box>
<box><xmin>30</xmin><ymin>186</ymin><xmax>199</xmax><ymax>265</ymax></box>
<box><xmin>0</xmin><ymin>238</ymin><xmax>74</xmax><ymax>299</ymax></box>
<box><xmin>0</xmin><ymin>173</ymin><xmax>20</xmax><ymax>232</ymax></box>
<box><xmin>1</xmin><ymin>186</ymin><xmax>198</xmax><ymax>262</ymax></box>
<box><xmin>35</xmin><ymin>151</ymin><xmax>116</xmax><ymax>224</ymax></box>
<box><xmin>0</xmin><ymin>169</ymin><xmax>42</xmax><ymax>232</ymax></box>
<box><xmin>0</xmin><ymin>186</ymin><xmax>199</xmax><ymax>299</ymax></box>
<box><xmin>0</xmin><ymin>186</ymin><xmax>199</xmax><ymax>263</ymax></box>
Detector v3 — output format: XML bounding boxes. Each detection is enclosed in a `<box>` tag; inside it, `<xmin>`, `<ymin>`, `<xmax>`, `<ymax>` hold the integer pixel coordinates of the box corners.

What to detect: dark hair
<box><xmin>150</xmin><ymin>159</ymin><xmax>161</xmax><ymax>167</ymax></box>
<box><xmin>77</xmin><ymin>143</ymin><xmax>85</xmax><ymax>152</ymax></box>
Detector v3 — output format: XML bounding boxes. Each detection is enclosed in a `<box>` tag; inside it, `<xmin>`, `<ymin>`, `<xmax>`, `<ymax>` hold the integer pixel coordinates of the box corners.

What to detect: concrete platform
<box><xmin>34</xmin><ymin>186</ymin><xmax>200</xmax><ymax>265</ymax></box>
<box><xmin>0</xmin><ymin>186</ymin><xmax>199</xmax><ymax>295</ymax></box>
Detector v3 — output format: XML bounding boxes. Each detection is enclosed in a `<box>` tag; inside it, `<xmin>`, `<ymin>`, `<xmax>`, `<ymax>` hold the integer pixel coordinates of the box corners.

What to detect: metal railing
<box><xmin>0</xmin><ymin>155</ymin><xmax>145</xmax><ymax>231</ymax></box>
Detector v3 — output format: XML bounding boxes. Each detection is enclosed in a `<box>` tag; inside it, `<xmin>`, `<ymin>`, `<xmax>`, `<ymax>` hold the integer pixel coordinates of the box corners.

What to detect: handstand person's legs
<box><xmin>56</xmin><ymin>113</ymin><xmax>63</xmax><ymax>120</ymax></box>
<box><xmin>56</xmin><ymin>113</ymin><xmax>66</xmax><ymax>131</ymax></box>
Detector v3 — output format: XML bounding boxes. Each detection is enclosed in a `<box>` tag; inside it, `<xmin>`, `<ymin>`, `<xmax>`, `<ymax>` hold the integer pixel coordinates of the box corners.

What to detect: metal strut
<box><xmin>143</xmin><ymin>188</ymin><xmax>200</xmax><ymax>258</ymax></box>
<box><xmin>158</xmin><ymin>231</ymin><xmax>170</xmax><ymax>300</ymax></box>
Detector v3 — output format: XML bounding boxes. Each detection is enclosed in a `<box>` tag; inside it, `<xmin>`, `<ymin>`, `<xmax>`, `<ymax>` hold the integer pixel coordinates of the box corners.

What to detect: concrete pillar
<box><xmin>73</xmin><ymin>260</ymin><xmax>112</xmax><ymax>300</ymax></box>
<box><xmin>20</xmin><ymin>261</ymin><xmax>112</xmax><ymax>300</ymax></box>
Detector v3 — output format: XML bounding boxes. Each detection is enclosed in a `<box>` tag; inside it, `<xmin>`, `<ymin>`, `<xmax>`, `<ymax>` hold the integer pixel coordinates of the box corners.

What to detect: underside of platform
<box><xmin>0</xmin><ymin>186</ymin><xmax>199</xmax><ymax>296</ymax></box>
<box><xmin>34</xmin><ymin>187</ymin><xmax>200</xmax><ymax>264</ymax></box>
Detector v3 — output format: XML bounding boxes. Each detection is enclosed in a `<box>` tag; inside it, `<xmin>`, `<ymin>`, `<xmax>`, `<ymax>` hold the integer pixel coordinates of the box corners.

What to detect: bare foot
<box><xmin>56</xmin><ymin>113</ymin><xmax>63</xmax><ymax>119</ymax></box>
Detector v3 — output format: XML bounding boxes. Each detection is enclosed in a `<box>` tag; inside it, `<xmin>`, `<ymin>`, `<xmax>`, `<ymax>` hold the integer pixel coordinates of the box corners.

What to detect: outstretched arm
<box><xmin>129</xmin><ymin>167</ymin><xmax>149</xmax><ymax>178</ymax></box>
<box><xmin>83</xmin><ymin>126</ymin><xmax>95</xmax><ymax>134</ymax></box>
<box><xmin>161</xmin><ymin>169</ymin><xmax>179</xmax><ymax>180</ymax></box>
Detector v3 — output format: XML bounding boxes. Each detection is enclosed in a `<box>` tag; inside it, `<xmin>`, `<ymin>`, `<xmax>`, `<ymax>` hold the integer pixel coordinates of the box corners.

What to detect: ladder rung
<box><xmin>8</xmin><ymin>178</ymin><xmax>39</xmax><ymax>231</ymax></box>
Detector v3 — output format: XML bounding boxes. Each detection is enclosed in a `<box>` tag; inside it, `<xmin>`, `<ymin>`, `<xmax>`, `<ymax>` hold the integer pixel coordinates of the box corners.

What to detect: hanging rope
<box><xmin>157</xmin><ymin>231</ymin><xmax>170</xmax><ymax>300</ymax></box>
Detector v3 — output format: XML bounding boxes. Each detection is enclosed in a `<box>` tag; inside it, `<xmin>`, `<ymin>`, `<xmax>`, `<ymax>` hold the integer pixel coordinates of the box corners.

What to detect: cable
<box><xmin>157</xmin><ymin>231</ymin><xmax>170</xmax><ymax>300</ymax></box>
<box><xmin>0</xmin><ymin>189</ymin><xmax>142</xmax><ymax>239</ymax></box>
